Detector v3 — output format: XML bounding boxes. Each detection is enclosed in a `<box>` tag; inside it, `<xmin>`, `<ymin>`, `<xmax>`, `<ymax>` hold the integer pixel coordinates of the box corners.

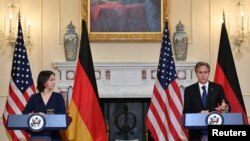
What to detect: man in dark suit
<box><xmin>183</xmin><ymin>62</ymin><xmax>230</xmax><ymax>141</ymax></box>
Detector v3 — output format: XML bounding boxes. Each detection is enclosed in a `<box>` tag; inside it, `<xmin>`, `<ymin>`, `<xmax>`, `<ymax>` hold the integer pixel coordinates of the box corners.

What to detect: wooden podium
<box><xmin>7</xmin><ymin>114</ymin><xmax>70</xmax><ymax>141</ymax></box>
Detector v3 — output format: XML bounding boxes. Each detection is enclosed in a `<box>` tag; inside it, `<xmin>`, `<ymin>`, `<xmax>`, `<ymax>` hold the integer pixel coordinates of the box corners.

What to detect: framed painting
<box><xmin>82</xmin><ymin>0</ymin><xmax>167</xmax><ymax>42</ymax></box>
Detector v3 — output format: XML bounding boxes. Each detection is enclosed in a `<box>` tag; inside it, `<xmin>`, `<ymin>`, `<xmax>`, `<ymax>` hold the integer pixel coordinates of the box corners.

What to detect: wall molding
<box><xmin>52</xmin><ymin>61</ymin><xmax>197</xmax><ymax>99</ymax></box>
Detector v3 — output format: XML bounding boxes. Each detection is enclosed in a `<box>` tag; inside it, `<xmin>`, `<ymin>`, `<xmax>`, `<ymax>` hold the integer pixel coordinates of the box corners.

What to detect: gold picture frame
<box><xmin>82</xmin><ymin>0</ymin><xmax>167</xmax><ymax>42</ymax></box>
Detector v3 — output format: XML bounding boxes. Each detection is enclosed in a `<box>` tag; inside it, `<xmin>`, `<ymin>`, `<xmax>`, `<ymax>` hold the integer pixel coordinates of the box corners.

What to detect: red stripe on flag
<box><xmin>146</xmin><ymin>21</ymin><xmax>187</xmax><ymax>141</ymax></box>
<box><xmin>2</xmin><ymin>16</ymin><xmax>35</xmax><ymax>141</ymax></box>
<box><xmin>147</xmin><ymin>87</ymin><xmax>169</xmax><ymax>139</ymax></box>
<box><xmin>154</xmin><ymin>87</ymin><xmax>171</xmax><ymax>139</ymax></box>
<box><xmin>160</xmin><ymin>90</ymin><xmax>180</xmax><ymax>140</ymax></box>
<box><xmin>5</xmin><ymin>101</ymin><xmax>16</xmax><ymax>115</ymax></box>
<box><xmin>145</xmin><ymin>116</ymin><xmax>160</xmax><ymax>140</ymax></box>
<box><xmin>23</xmin><ymin>85</ymin><xmax>35</xmax><ymax>101</ymax></box>
<box><xmin>214</xmin><ymin>19</ymin><xmax>248</xmax><ymax>124</ymax></box>
<box><xmin>169</xmin><ymin>81</ymin><xmax>188</xmax><ymax>135</ymax></box>
<box><xmin>165</xmin><ymin>85</ymin><xmax>186</xmax><ymax>141</ymax></box>
<box><xmin>22</xmin><ymin>130</ymin><xmax>30</xmax><ymax>140</ymax></box>
<box><xmin>9</xmin><ymin>85</ymin><xmax>25</xmax><ymax>111</ymax></box>
<box><xmin>171</xmin><ymin>81</ymin><xmax>183</xmax><ymax>103</ymax></box>
<box><xmin>72</xmin><ymin>61</ymin><xmax>106</xmax><ymax>140</ymax></box>
<box><xmin>66</xmin><ymin>19</ymin><xmax>107</xmax><ymax>141</ymax></box>
<box><xmin>170</xmin><ymin>81</ymin><xmax>188</xmax><ymax>133</ymax></box>
<box><xmin>214</xmin><ymin>64</ymin><xmax>248</xmax><ymax>123</ymax></box>
<box><xmin>146</xmin><ymin>82</ymin><xmax>187</xmax><ymax>141</ymax></box>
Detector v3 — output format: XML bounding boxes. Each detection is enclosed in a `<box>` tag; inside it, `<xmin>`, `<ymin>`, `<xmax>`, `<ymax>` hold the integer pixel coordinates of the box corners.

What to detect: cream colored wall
<box><xmin>211</xmin><ymin>0</ymin><xmax>250</xmax><ymax>124</ymax></box>
<box><xmin>0</xmin><ymin>0</ymin><xmax>250</xmax><ymax>140</ymax></box>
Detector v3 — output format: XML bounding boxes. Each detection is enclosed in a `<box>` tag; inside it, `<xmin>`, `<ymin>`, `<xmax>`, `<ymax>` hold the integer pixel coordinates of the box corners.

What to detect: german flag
<box><xmin>66</xmin><ymin>19</ymin><xmax>107</xmax><ymax>141</ymax></box>
<box><xmin>214</xmin><ymin>17</ymin><xmax>248</xmax><ymax>124</ymax></box>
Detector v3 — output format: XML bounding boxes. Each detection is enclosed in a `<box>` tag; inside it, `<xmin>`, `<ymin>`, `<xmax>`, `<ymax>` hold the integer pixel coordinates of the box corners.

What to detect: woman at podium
<box><xmin>183</xmin><ymin>62</ymin><xmax>230</xmax><ymax>141</ymax></box>
<box><xmin>23</xmin><ymin>70</ymin><xmax>66</xmax><ymax>141</ymax></box>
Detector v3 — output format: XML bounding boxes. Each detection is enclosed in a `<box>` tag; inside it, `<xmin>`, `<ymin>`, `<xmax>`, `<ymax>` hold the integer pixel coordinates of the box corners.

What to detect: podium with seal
<box><xmin>184</xmin><ymin>112</ymin><xmax>244</xmax><ymax>129</ymax></box>
<box><xmin>7</xmin><ymin>114</ymin><xmax>70</xmax><ymax>141</ymax></box>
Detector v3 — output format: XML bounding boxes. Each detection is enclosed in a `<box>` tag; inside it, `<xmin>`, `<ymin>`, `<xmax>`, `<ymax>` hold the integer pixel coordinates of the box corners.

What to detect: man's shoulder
<box><xmin>185</xmin><ymin>83</ymin><xmax>198</xmax><ymax>89</ymax></box>
<box><xmin>209</xmin><ymin>81</ymin><xmax>223</xmax><ymax>87</ymax></box>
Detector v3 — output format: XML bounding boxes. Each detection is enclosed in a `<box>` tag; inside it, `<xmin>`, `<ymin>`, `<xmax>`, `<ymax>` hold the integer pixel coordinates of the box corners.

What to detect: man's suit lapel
<box><xmin>208</xmin><ymin>82</ymin><xmax>215</xmax><ymax>100</ymax></box>
<box><xmin>208</xmin><ymin>82</ymin><xmax>215</xmax><ymax>111</ymax></box>
<box><xmin>208</xmin><ymin>81</ymin><xmax>213</xmax><ymax>95</ymax></box>
<box><xmin>194</xmin><ymin>83</ymin><xmax>203</xmax><ymax>108</ymax></box>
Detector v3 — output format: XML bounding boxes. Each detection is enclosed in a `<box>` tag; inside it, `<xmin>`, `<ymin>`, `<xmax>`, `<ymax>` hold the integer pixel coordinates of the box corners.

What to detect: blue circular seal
<box><xmin>27</xmin><ymin>114</ymin><xmax>46</xmax><ymax>132</ymax></box>
<box><xmin>205</xmin><ymin>111</ymin><xmax>224</xmax><ymax>125</ymax></box>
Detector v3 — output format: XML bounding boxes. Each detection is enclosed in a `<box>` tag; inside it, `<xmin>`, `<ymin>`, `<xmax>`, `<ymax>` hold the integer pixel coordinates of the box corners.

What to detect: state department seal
<box><xmin>206</xmin><ymin>112</ymin><xmax>224</xmax><ymax>125</ymax></box>
<box><xmin>27</xmin><ymin>114</ymin><xmax>46</xmax><ymax>132</ymax></box>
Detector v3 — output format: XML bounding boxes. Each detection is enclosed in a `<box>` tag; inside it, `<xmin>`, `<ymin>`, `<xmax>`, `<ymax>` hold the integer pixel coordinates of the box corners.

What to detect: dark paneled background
<box><xmin>102</xmin><ymin>98</ymin><xmax>154</xmax><ymax>141</ymax></box>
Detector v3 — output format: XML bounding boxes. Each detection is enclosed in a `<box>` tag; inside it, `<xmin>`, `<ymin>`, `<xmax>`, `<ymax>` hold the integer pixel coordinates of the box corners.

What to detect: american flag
<box><xmin>2</xmin><ymin>15</ymin><xmax>36</xmax><ymax>140</ymax></box>
<box><xmin>145</xmin><ymin>21</ymin><xmax>188</xmax><ymax>141</ymax></box>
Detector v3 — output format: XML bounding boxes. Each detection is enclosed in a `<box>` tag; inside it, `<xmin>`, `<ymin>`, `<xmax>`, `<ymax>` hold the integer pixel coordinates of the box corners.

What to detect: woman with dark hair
<box><xmin>23</xmin><ymin>70</ymin><xmax>66</xmax><ymax>141</ymax></box>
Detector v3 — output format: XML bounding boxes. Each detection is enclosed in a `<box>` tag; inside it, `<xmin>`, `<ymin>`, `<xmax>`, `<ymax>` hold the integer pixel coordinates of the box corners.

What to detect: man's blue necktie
<box><xmin>202</xmin><ymin>86</ymin><xmax>207</xmax><ymax>108</ymax></box>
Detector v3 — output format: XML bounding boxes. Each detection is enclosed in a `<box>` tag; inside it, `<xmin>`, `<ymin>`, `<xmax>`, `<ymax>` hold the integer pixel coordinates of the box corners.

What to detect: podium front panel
<box><xmin>184</xmin><ymin>113</ymin><xmax>207</xmax><ymax>129</ymax></box>
<box><xmin>7</xmin><ymin>114</ymin><xmax>68</xmax><ymax>130</ymax></box>
<box><xmin>7</xmin><ymin>115</ymin><xmax>30</xmax><ymax>130</ymax></box>
<box><xmin>44</xmin><ymin>114</ymin><xmax>67</xmax><ymax>129</ymax></box>
<box><xmin>184</xmin><ymin>113</ymin><xmax>244</xmax><ymax>129</ymax></box>
<box><xmin>222</xmin><ymin>113</ymin><xmax>244</xmax><ymax>125</ymax></box>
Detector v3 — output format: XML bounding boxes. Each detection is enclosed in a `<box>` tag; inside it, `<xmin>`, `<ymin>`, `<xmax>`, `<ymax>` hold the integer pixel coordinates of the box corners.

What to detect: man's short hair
<box><xmin>195</xmin><ymin>62</ymin><xmax>210</xmax><ymax>73</ymax></box>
